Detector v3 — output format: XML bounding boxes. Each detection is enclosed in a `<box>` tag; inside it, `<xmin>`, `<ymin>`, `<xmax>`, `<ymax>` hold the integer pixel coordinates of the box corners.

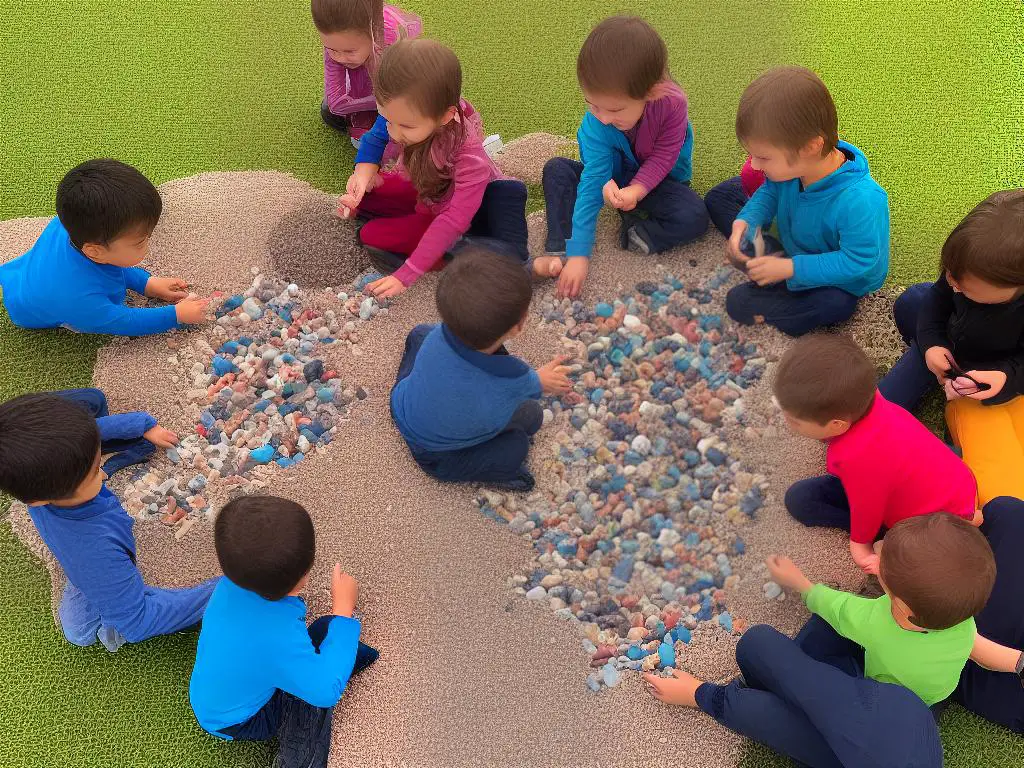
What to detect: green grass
<box><xmin>1</xmin><ymin>0</ymin><xmax>1022</xmax><ymax>765</ymax></box>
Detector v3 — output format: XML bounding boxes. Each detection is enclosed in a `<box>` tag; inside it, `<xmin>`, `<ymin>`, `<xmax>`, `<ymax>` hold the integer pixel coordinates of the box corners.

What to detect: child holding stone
<box><xmin>724</xmin><ymin>66</ymin><xmax>890</xmax><ymax>336</ymax></box>
<box><xmin>774</xmin><ymin>333</ymin><xmax>978</xmax><ymax>575</ymax></box>
<box><xmin>0</xmin><ymin>393</ymin><xmax>214</xmax><ymax>651</ymax></box>
<box><xmin>391</xmin><ymin>248</ymin><xmax>572</xmax><ymax>491</ymax></box>
<box><xmin>646</xmin><ymin>514</ymin><xmax>1023</xmax><ymax>768</ymax></box>
<box><xmin>190</xmin><ymin>496</ymin><xmax>378</xmax><ymax>768</ymax></box>
<box><xmin>534</xmin><ymin>15</ymin><xmax>709</xmax><ymax>299</ymax></box>
<box><xmin>0</xmin><ymin>159</ymin><xmax>208</xmax><ymax>336</ymax></box>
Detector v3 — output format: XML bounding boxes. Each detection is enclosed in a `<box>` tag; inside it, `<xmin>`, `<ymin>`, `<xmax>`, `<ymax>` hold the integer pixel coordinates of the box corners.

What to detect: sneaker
<box><xmin>627</xmin><ymin>227</ymin><xmax>651</xmax><ymax>255</ymax></box>
<box><xmin>363</xmin><ymin>246</ymin><xmax>405</xmax><ymax>274</ymax></box>
<box><xmin>490</xmin><ymin>464</ymin><xmax>535</xmax><ymax>493</ymax></box>
<box><xmin>483</xmin><ymin>134</ymin><xmax>504</xmax><ymax>158</ymax></box>
<box><xmin>350</xmin><ymin>135</ymin><xmax>361</xmax><ymax>151</ymax></box>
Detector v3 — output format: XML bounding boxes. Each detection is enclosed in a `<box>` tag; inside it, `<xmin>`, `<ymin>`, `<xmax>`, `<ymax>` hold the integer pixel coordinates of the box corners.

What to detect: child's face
<box><xmin>745</xmin><ymin>137</ymin><xmax>825</xmax><ymax>183</ymax></box>
<box><xmin>948</xmin><ymin>271</ymin><xmax>1024</xmax><ymax>305</ymax></box>
<box><xmin>48</xmin><ymin>450</ymin><xmax>106</xmax><ymax>507</ymax></box>
<box><xmin>320</xmin><ymin>30</ymin><xmax>374</xmax><ymax>69</ymax></box>
<box><xmin>583</xmin><ymin>90</ymin><xmax>647</xmax><ymax>132</ymax></box>
<box><xmin>379</xmin><ymin>97</ymin><xmax>455</xmax><ymax>147</ymax></box>
<box><xmin>780</xmin><ymin>408</ymin><xmax>850</xmax><ymax>441</ymax></box>
<box><xmin>81</xmin><ymin>227</ymin><xmax>152</xmax><ymax>268</ymax></box>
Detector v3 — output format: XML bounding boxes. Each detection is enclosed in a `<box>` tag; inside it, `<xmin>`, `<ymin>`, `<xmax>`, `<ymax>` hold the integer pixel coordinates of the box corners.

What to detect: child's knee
<box><xmin>784</xmin><ymin>482</ymin><xmax>818</xmax><ymax>525</ymax></box>
<box><xmin>542</xmin><ymin>157</ymin><xmax>579</xmax><ymax>188</ymax></box>
<box><xmin>725</xmin><ymin>284</ymin><xmax>757</xmax><ymax>324</ymax></box>
<box><xmin>735</xmin><ymin>624</ymin><xmax>781</xmax><ymax>665</ymax></box>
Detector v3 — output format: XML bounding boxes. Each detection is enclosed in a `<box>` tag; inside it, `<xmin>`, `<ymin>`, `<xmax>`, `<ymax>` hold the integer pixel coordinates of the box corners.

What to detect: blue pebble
<box><xmin>187</xmin><ymin>475</ymin><xmax>206</xmax><ymax>493</ymax></box>
<box><xmin>278</xmin><ymin>403</ymin><xmax>300</xmax><ymax>417</ymax></box>
<box><xmin>166</xmin><ymin>447</ymin><xmax>181</xmax><ymax>464</ymax></box>
<box><xmin>219</xmin><ymin>341</ymin><xmax>239</xmax><ymax>356</ymax></box>
<box><xmin>672</xmin><ymin>626</ymin><xmax>692</xmax><ymax>644</ymax></box>
<box><xmin>249</xmin><ymin>445</ymin><xmax>275</xmax><ymax>464</ymax></box>
<box><xmin>734</xmin><ymin>537</ymin><xmax>746</xmax><ymax>555</ymax></box>
<box><xmin>719</xmin><ymin>612</ymin><xmax>734</xmax><ymax>632</ymax></box>
<box><xmin>683</xmin><ymin>449</ymin><xmax>700</xmax><ymax>467</ymax></box>
<box><xmin>590</xmin><ymin>388</ymin><xmax>605</xmax><ymax>404</ymax></box>
<box><xmin>612</xmin><ymin>556</ymin><xmax>634</xmax><ymax>582</ymax></box>
<box><xmin>595</xmin><ymin>302</ymin><xmax>614</xmax><ymax>318</ymax></box>
<box><xmin>211</xmin><ymin>355</ymin><xmax>237</xmax><ymax>376</ymax></box>
<box><xmin>658</xmin><ymin>641</ymin><xmax>676</xmax><ymax>668</ymax></box>
<box><xmin>626</xmin><ymin>645</ymin><xmax>647</xmax><ymax>660</ymax></box>
<box><xmin>602</xmin><ymin>663</ymin><xmax>621</xmax><ymax>687</ymax></box>
<box><xmin>609</xmin><ymin>349</ymin><xmax>626</xmax><ymax>365</ymax></box>
<box><xmin>586</xmin><ymin>674</ymin><xmax>602</xmax><ymax>693</ymax></box>
<box><xmin>276</xmin><ymin>457</ymin><xmax>294</xmax><ymax>469</ymax></box>
<box><xmin>237</xmin><ymin>336</ymin><xmax>253</xmax><ymax>347</ymax></box>
<box><xmin>317</xmin><ymin>387</ymin><xmax>334</xmax><ymax>403</ymax></box>
<box><xmin>705</xmin><ymin>447</ymin><xmax>727</xmax><ymax>466</ymax></box>
<box><xmin>252</xmin><ymin>399</ymin><xmax>270</xmax><ymax>412</ymax></box>
<box><xmin>199</xmin><ymin>411</ymin><xmax>216</xmax><ymax>429</ymax></box>
<box><xmin>216</xmin><ymin>295</ymin><xmax>244</xmax><ymax>317</ymax></box>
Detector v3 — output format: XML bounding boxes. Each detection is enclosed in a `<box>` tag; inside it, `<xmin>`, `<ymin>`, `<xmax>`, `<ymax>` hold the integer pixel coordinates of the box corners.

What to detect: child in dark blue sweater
<box><xmin>390</xmin><ymin>248</ymin><xmax>572</xmax><ymax>491</ymax></box>
<box><xmin>0</xmin><ymin>392</ymin><xmax>215</xmax><ymax>650</ymax></box>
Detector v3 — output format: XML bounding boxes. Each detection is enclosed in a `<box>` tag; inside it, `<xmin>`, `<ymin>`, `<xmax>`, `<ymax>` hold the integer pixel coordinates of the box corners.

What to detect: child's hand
<box><xmin>366</xmin><ymin>275</ymin><xmax>406</xmax><ymax>298</ymax></box>
<box><xmin>727</xmin><ymin>219</ymin><xmax>750</xmax><ymax>267</ymax></box>
<box><xmin>143</xmin><ymin>425</ymin><xmax>179</xmax><ymax>448</ymax></box>
<box><xmin>766</xmin><ymin>555</ymin><xmax>813</xmax><ymax>593</ymax></box>
<box><xmin>857</xmin><ymin>554</ymin><xmax>881</xmax><ymax>576</ymax></box>
<box><xmin>175</xmin><ymin>297</ymin><xmax>210</xmax><ymax>325</ymax></box>
<box><xmin>612</xmin><ymin>184</ymin><xmax>645</xmax><ymax>212</ymax></box>
<box><xmin>145</xmin><ymin>277</ymin><xmax>190</xmax><ymax>302</ymax></box>
<box><xmin>556</xmin><ymin>257</ymin><xmax>589</xmax><ymax>299</ymax></box>
<box><xmin>331</xmin><ymin>564</ymin><xmax>359</xmax><ymax>617</ymax></box>
<box><xmin>339</xmin><ymin>163</ymin><xmax>380</xmax><ymax>218</ymax></box>
<box><xmin>963</xmin><ymin>369</ymin><xmax>1006</xmax><ymax>400</ymax></box>
<box><xmin>924</xmin><ymin>346</ymin><xmax>954</xmax><ymax>382</ymax></box>
<box><xmin>746</xmin><ymin>255</ymin><xmax>793</xmax><ymax>286</ymax></box>
<box><xmin>643</xmin><ymin>669</ymin><xmax>701</xmax><ymax>707</ymax></box>
<box><xmin>602</xmin><ymin>180</ymin><xmax>621</xmax><ymax>208</ymax></box>
<box><xmin>537</xmin><ymin>354</ymin><xmax>573</xmax><ymax>395</ymax></box>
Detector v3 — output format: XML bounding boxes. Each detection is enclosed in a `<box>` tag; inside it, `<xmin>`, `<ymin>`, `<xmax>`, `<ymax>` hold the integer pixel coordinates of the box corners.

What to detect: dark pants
<box><xmin>221</xmin><ymin>616</ymin><xmax>379</xmax><ymax>768</ymax></box>
<box><xmin>877</xmin><ymin>282</ymin><xmax>936</xmax><ymax>412</ymax></box>
<box><xmin>726</xmin><ymin>279</ymin><xmax>860</xmax><ymax>338</ymax></box>
<box><xmin>393</xmin><ymin>325</ymin><xmax>543</xmax><ymax>491</ymax></box>
<box><xmin>541</xmin><ymin>157</ymin><xmax>709</xmax><ymax>255</ymax></box>
<box><xmin>784</xmin><ymin>475</ymin><xmax>851</xmax><ymax>531</ymax></box>
<box><xmin>320</xmin><ymin>101</ymin><xmax>350</xmax><ymax>133</ymax></box>
<box><xmin>696</xmin><ymin>622</ymin><xmax>943</xmax><ymax>768</ymax></box>
<box><xmin>704</xmin><ymin>175</ymin><xmax>748</xmax><ymax>238</ymax></box>
<box><xmin>954</xmin><ymin>496</ymin><xmax>1024</xmax><ymax>733</ymax></box>
<box><xmin>57</xmin><ymin>388</ymin><xmax>156</xmax><ymax>477</ymax></box>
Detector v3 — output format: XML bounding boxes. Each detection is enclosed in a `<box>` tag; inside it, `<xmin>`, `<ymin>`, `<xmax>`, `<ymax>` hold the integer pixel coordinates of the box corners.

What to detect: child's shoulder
<box><xmin>383</xmin><ymin>5</ymin><xmax>423</xmax><ymax>43</ymax></box>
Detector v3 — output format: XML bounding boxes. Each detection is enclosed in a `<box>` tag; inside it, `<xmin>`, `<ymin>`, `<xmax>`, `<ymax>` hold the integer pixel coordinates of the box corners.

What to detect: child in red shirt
<box><xmin>774</xmin><ymin>333</ymin><xmax>979</xmax><ymax>574</ymax></box>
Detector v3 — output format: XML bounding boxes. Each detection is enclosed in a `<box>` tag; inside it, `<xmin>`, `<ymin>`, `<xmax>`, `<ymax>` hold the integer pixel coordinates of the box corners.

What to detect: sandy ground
<box><xmin>0</xmin><ymin>137</ymin><xmax>907</xmax><ymax>768</ymax></box>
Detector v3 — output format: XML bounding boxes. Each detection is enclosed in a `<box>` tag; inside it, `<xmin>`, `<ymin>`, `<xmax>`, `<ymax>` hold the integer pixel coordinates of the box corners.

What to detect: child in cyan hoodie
<box><xmin>724</xmin><ymin>67</ymin><xmax>890</xmax><ymax>337</ymax></box>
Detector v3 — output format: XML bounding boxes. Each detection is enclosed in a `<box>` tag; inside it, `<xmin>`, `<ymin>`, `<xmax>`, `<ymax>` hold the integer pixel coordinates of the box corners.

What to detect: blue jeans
<box><xmin>784</xmin><ymin>475</ymin><xmax>851</xmax><ymax>531</ymax></box>
<box><xmin>541</xmin><ymin>157</ymin><xmax>709</xmax><ymax>254</ymax></box>
<box><xmin>704</xmin><ymin>175</ymin><xmax>748</xmax><ymax>238</ymax></box>
<box><xmin>877</xmin><ymin>282</ymin><xmax>936</xmax><ymax>412</ymax></box>
<box><xmin>696</xmin><ymin>623</ymin><xmax>943</xmax><ymax>768</ymax></box>
<box><xmin>57</xmin><ymin>388</ymin><xmax>156</xmax><ymax>477</ymax></box>
<box><xmin>726</xmin><ymin>275</ymin><xmax>860</xmax><ymax>337</ymax></box>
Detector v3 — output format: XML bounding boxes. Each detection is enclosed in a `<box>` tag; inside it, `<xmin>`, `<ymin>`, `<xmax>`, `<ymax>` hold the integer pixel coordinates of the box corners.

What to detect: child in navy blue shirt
<box><xmin>0</xmin><ymin>393</ymin><xmax>215</xmax><ymax>651</ymax></box>
<box><xmin>0</xmin><ymin>159</ymin><xmax>209</xmax><ymax>336</ymax></box>
<box><xmin>190</xmin><ymin>496</ymin><xmax>378</xmax><ymax>768</ymax></box>
<box><xmin>391</xmin><ymin>248</ymin><xmax>572</xmax><ymax>491</ymax></box>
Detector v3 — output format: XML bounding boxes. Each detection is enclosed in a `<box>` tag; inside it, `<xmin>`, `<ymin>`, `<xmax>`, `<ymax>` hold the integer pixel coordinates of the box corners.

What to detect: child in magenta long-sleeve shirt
<box><xmin>535</xmin><ymin>16</ymin><xmax>710</xmax><ymax>299</ymax></box>
<box><xmin>312</xmin><ymin>0</ymin><xmax>421</xmax><ymax>148</ymax></box>
<box><xmin>338</xmin><ymin>40</ymin><xmax>528</xmax><ymax>298</ymax></box>
<box><xmin>773</xmin><ymin>333</ymin><xmax>979</xmax><ymax>575</ymax></box>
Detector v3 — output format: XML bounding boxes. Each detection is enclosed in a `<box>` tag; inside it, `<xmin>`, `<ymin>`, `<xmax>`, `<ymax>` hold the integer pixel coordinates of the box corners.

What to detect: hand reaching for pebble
<box><xmin>143</xmin><ymin>425</ymin><xmax>180</xmax><ymax>449</ymax></box>
<box><xmin>331</xmin><ymin>564</ymin><xmax>359</xmax><ymax>617</ymax></box>
<box><xmin>765</xmin><ymin>555</ymin><xmax>813</xmax><ymax>594</ymax></box>
<box><xmin>556</xmin><ymin>257</ymin><xmax>589</xmax><ymax>299</ymax></box>
<box><xmin>537</xmin><ymin>354</ymin><xmax>573</xmax><ymax>395</ymax></box>
<box><xmin>175</xmin><ymin>297</ymin><xmax>210</xmax><ymax>325</ymax></box>
<box><xmin>338</xmin><ymin>163</ymin><xmax>382</xmax><ymax>219</ymax></box>
<box><xmin>145</xmin><ymin>276</ymin><xmax>190</xmax><ymax>302</ymax></box>
<box><xmin>366</xmin><ymin>275</ymin><xmax>406</xmax><ymax>299</ymax></box>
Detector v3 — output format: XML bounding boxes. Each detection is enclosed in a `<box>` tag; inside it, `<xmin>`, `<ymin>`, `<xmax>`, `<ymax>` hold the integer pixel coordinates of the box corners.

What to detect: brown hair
<box><xmin>941</xmin><ymin>189</ymin><xmax>1024</xmax><ymax>287</ymax></box>
<box><xmin>374</xmin><ymin>39</ymin><xmax>465</xmax><ymax>202</ymax></box>
<box><xmin>577</xmin><ymin>16</ymin><xmax>669</xmax><ymax>99</ymax></box>
<box><xmin>881</xmin><ymin>514</ymin><xmax>995</xmax><ymax>630</ymax></box>
<box><xmin>311</xmin><ymin>0</ymin><xmax>383</xmax><ymax>40</ymax></box>
<box><xmin>736</xmin><ymin>66</ymin><xmax>838</xmax><ymax>156</ymax></box>
<box><xmin>773</xmin><ymin>333</ymin><xmax>876</xmax><ymax>424</ymax></box>
<box><xmin>436</xmin><ymin>248</ymin><xmax>532</xmax><ymax>350</ymax></box>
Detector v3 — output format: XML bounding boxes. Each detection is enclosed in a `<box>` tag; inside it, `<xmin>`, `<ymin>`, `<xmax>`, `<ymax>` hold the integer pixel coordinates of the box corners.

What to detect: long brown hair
<box><xmin>374</xmin><ymin>39</ymin><xmax>465</xmax><ymax>201</ymax></box>
<box><xmin>311</xmin><ymin>0</ymin><xmax>384</xmax><ymax>42</ymax></box>
<box><xmin>577</xmin><ymin>16</ymin><xmax>669</xmax><ymax>99</ymax></box>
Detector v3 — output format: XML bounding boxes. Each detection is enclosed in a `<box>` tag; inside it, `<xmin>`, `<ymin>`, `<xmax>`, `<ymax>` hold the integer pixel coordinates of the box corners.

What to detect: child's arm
<box><xmin>354</xmin><ymin>115</ymin><xmax>389</xmax><ymax>165</ymax></box>
<box><xmin>63</xmin><ymin>289</ymin><xmax>185</xmax><ymax>336</ymax></box>
<box><xmin>536</xmin><ymin>355</ymin><xmax>572</xmax><ymax>395</ymax></box>
<box><xmin>831</xmin><ymin>448</ymin><xmax>888</xmax><ymax>570</ymax></box>
<box><xmin>971</xmin><ymin>633</ymin><xmax>1024</xmax><ymax>674</ymax></box>
<box><xmin>96</xmin><ymin>412</ymin><xmax>157</xmax><ymax>442</ymax></box>
<box><xmin>627</xmin><ymin>102</ymin><xmax>689</xmax><ymax>199</ymax></box>
<box><xmin>563</xmin><ymin>114</ymin><xmax>619</xmax><ymax>260</ymax></box>
<box><xmin>323</xmin><ymin>49</ymin><xmax>350</xmax><ymax>116</ymax></box>
<box><xmin>849</xmin><ymin>539</ymin><xmax>880</xmax><ymax>575</ymax></box>
<box><xmin>735</xmin><ymin>181</ymin><xmax>781</xmax><ymax>233</ymax></box>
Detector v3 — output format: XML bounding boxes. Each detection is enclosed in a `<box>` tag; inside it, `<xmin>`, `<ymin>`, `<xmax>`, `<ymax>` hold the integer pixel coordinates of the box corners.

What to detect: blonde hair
<box><xmin>736</xmin><ymin>66</ymin><xmax>838</xmax><ymax>155</ymax></box>
<box><xmin>577</xmin><ymin>16</ymin><xmax>669</xmax><ymax>99</ymax></box>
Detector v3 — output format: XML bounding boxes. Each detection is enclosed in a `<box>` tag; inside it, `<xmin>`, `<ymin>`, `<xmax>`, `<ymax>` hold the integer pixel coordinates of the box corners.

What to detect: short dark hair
<box><xmin>0</xmin><ymin>394</ymin><xmax>100</xmax><ymax>504</ymax></box>
<box><xmin>436</xmin><ymin>248</ymin><xmax>532</xmax><ymax>350</ymax></box>
<box><xmin>773</xmin><ymin>333</ymin><xmax>877</xmax><ymax>424</ymax></box>
<box><xmin>577</xmin><ymin>16</ymin><xmax>669</xmax><ymax>100</ymax></box>
<box><xmin>881</xmin><ymin>513</ymin><xmax>995</xmax><ymax>630</ymax></box>
<box><xmin>215</xmin><ymin>496</ymin><xmax>316</xmax><ymax>601</ymax></box>
<box><xmin>737</xmin><ymin>66</ymin><xmax>838</xmax><ymax>156</ymax></box>
<box><xmin>55</xmin><ymin>159</ymin><xmax>162</xmax><ymax>250</ymax></box>
<box><xmin>941</xmin><ymin>189</ymin><xmax>1024</xmax><ymax>287</ymax></box>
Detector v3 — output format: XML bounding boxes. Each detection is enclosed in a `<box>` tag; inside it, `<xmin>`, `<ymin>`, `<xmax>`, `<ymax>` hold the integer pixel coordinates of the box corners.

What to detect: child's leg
<box><xmin>783</xmin><ymin>475</ymin><xmax>851</xmax><ymax>530</ymax></box>
<box><xmin>219</xmin><ymin>691</ymin><xmax>286</xmax><ymax>741</ymax></box>
<box><xmin>57</xmin><ymin>581</ymin><xmax>101</xmax><ymax>647</ymax></box>
<box><xmin>414</xmin><ymin>430</ymin><xmax>534</xmax><ymax>489</ymax></box>
<box><xmin>628</xmin><ymin>177</ymin><xmax>710</xmax><ymax>253</ymax></box>
<box><xmin>462</xmin><ymin>179</ymin><xmax>529</xmax><ymax>264</ymax></box>
<box><xmin>55</xmin><ymin>388</ymin><xmax>109</xmax><ymax>418</ymax></box>
<box><xmin>307</xmin><ymin>616</ymin><xmax>380</xmax><ymax>675</ymax></box>
<box><xmin>275</xmin><ymin>693</ymin><xmax>334</xmax><ymax>768</ymax></box>
<box><xmin>725</xmin><ymin>281</ymin><xmax>860</xmax><ymax>337</ymax></box>
<box><xmin>393</xmin><ymin>324</ymin><xmax>435</xmax><ymax>391</ymax></box>
<box><xmin>356</xmin><ymin>173</ymin><xmax>420</xmax><ymax>219</ymax></box>
<box><xmin>101</xmin><ymin>437</ymin><xmax>156</xmax><ymax>477</ymax></box>
<box><xmin>878</xmin><ymin>283</ymin><xmax>936</xmax><ymax>411</ymax></box>
<box><xmin>124</xmin><ymin>578</ymin><xmax>219</xmax><ymax>644</ymax></box>
<box><xmin>320</xmin><ymin>101</ymin><xmax>350</xmax><ymax>133</ymax></box>
<box><xmin>794</xmin><ymin>615</ymin><xmax>865</xmax><ymax>676</ymax></box>
<box><xmin>946</xmin><ymin>397</ymin><xmax>1024</xmax><ymax>505</ymax></box>
<box><xmin>358</xmin><ymin>210</ymin><xmax>436</xmax><ymax>266</ymax></box>
<box><xmin>503</xmin><ymin>400</ymin><xmax>544</xmax><ymax>437</ymax></box>
<box><xmin>703</xmin><ymin>176</ymin><xmax>748</xmax><ymax>238</ymax></box>
<box><xmin>541</xmin><ymin>158</ymin><xmax>584</xmax><ymax>254</ymax></box>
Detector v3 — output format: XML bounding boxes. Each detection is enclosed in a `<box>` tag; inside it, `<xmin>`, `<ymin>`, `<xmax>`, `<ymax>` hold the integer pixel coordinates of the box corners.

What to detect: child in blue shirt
<box><xmin>0</xmin><ymin>159</ymin><xmax>209</xmax><ymax>336</ymax></box>
<box><xmin>190</xmin><ymin>496</ymin><xmax>378</xmax><ymax>768</ymax></box>
<box><xmin>391</xmin><ymin>247</ymin><xmax>572</xmax><ymax>491</ymax></box>
<box><xmin>0</xmin><ymin>393</ymin><xmax>215</xmax><ymax>651</ymax></box>
<box><xmin>723</xmin><ymin>66</ymin><xmax>890</xmax><ymax>337</ymax></box>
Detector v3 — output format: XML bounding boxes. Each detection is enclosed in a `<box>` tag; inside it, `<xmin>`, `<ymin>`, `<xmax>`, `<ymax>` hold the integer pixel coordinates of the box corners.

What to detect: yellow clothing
<box><xmin>947</xmin><ymin>395</ymin><xmax>1024</xmax><ymax>505</ymax></box>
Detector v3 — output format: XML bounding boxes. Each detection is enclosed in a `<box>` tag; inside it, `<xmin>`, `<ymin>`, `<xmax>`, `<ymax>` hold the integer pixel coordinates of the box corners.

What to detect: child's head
<box><xmin>215</xmin><ymin>496</ymin><xmax>316</xmax><ymax>601</ymax></box>
<box><xmin>880</xmin><ymin>513</ymin><xmax>995</xmax><ymax>630</ymax></box>
<box><xmin>56</xmin><ymin>159</ymin><xmax>162</xmax><ymax>267</ymax></box>
<box><xmin>311</xmin><ymin>0</ymin><xmax>383</xmax><ymax>70</ymax></box>
<box><xmin>436</xmin><ymin>248</ymin><xmax>533</xmax><ymax>351</ymax></box>
<box><xmin>576</xmin><ymin>16</ymin><xmax>670</xmax><ymax>131</ymax></box>
<box><xmin>941</xmin><ymin>189</ymin><xmax>1024</xmax><ymax>304</ymax></box>
<box><xmin>736</xmin><ymin>66</ymin><xmax>839</xmax><ymax>182</ymax></box>
<box><xmin>772</xmin><ymin>333</ymin><xmax>876</xmax><ymax>440</ymax></box>
<box><xmin>0</xmin><ymin>394</ymin><xmax>104</xmax><ymax>506</ymax></box>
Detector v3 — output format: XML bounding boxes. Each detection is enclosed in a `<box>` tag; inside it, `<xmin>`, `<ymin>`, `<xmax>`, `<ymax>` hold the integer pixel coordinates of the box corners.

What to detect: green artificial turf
<box><xmin>0</xmin><ymin>1</ymin><xmax>1021</xmax><ymax>765</ymax></box>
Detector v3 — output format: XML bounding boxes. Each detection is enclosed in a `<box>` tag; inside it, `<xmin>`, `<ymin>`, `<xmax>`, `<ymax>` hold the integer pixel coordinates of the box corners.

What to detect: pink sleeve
<box><xmin>630</xmin><ymin>95</ymin><xmax>688</xmax><ymax>194</ymax></box>
<box><xmin>323</xmin><ymin>50</ymin><xmax>347</xmax><ymax>115</ymax></box>
<box><xmin>740</xmin><ymin>158</ymin><xmax>766</xmax><ymax>197</ymax></box>
<box><xmin>828</xmin><ymin>444</ymin><xmax>887</xmax><ymax>544</ymax></box>
<box><xmin>392</xmin><ymin>151</ymin><xmax>492</xmax><ymax>287</ymax></box>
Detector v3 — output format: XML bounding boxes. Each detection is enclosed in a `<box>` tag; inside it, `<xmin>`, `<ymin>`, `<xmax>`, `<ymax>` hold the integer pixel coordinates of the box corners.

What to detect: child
<box><xmin>774</xmin><ymin>334</ymin><xmax>978</xmax><ymax>574</ymax></box>
<box><xmin>646</xmin><ymin>514</ymin><xmax>1021</xmax><ymax>768</ymax></box>
<box><xmin>878</xmin><ymin>190</ymin><xmax>1024</xmax><ymax>504</ymax></box>
<box><xmin>311</xmin><ymin>0</ymin><xmax>421</xmax><ymax>148</ymax></box>
<box><xmin>338</xmin><ymin>39</ymin><xmax>528</xmax><ymax>298</ymax></box>
<box><xmin>189</xmin><ymin>496</ymin><xmax>377</xmax><ymax>768</ymax></box>
<box><xmin>535</xmin><ymin>16</ymin><xmax>709</xmax><ymax>299</ymax></box>
<box><xmin>0</xmin><ymin>159</ymin><xmax>208</xmax><ymax>336</ymax></box>
<box><xmin>724</xmin><ymin>66</ymin><xmax>890</xmax><ymax>337</ymax></box>
<box><xmin>390</xmin><ymin>248</ymin><xmax>572</xmax><ymax>491</ymax></box>
<box><xmin>0</xmin><ymin>393</ymin><xmax>214</xmax><ymax>651</ymax></box>
<box><xmin>703</xmin><ymin>157</ymin><xmax>765</xmax><ymax>238</ymax></box>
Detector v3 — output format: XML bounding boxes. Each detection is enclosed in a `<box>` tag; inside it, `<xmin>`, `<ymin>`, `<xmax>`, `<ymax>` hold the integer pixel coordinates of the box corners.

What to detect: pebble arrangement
<box><xmin>120</xmin><ymin>271</ymin><xmax>387</xmax><ymax>531</ymax></box>
<box><xmin>478</xmin><ymin>267</ymin><xmax>771</xmax><ymax>690</ymax></box>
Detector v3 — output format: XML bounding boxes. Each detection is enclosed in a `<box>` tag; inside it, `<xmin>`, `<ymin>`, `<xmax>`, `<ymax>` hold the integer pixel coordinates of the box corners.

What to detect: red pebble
<box><xmin>663</xmin><ymin>610</ymin><xmax>682</xmax><ymax>630</ymax></box>
<box><xmin>195</xmin><ymin>425</ymin><xmax>207</xmax><ymax>438</ymax></box>
<box><xmin>593</xmin><ymin>644</ymin><xmax>617</xmax><ymax>660</ymax></box>
<box><xmin>161</xmin><ymin>508</ymin><xmax>187</xmax><ymax>526</ymax></box>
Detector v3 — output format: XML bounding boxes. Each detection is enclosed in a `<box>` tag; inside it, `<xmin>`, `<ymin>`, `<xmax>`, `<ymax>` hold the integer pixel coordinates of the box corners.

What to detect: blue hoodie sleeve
<box><xmin>787</xmin><ymin>190</ymin><xmax>889</xmax><ymax>293</ymax></box>
<box><xmin>354</xmin><ymin>116</ymin><xmax>389</xmax><ymax>165</ymax></box>
<box><xmin>61</xmin><ymin>289</ymin><xmax>179</xmax><ymax>336</ymax></box>
<box><xmin>123</xmin><ymin>267</ymin><xmax>152</xmax><ymax>296</ymax></box>
<box><xmin>272</xmin><ymin>616</ymin><xmax>362</xmax><ymax>708</ymax></box>
<box><xmin>566</xmin><ymin>115</ymin><xmax>617</xmax><ymax>259</ymax></box>
<box><xmin>736</xmin><ymin>181</ymin><xmax>780</xmax><ymax>232</ymax></box>
<box><xmin>96</xmin><ymin>412</ymin><xmax>157</xmax><ymax>442</ymax></box>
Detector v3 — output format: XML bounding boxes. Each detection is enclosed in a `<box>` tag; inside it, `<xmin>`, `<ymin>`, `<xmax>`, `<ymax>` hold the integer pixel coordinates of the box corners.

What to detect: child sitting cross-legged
<box><xmin>646</xmin><ymin>514</ymin><xmax>1024</xmax><ymax>768</ymax></box>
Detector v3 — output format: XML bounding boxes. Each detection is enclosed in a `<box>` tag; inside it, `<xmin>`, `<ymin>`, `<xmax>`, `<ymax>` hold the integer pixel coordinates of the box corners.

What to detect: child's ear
<box><xmin>441</xmin><ymin>105</ymin><xmax>458</xmax><ymax>125</ymax></box>
<box><xmin>79</xmin><ymin>242</ymin><xmax>106</xmax><ymax>262</ymax></box>
<box><xmin>801</xmin><ymin>135</ymin><xmax>826</xmax><ymax>159</ymax></box>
